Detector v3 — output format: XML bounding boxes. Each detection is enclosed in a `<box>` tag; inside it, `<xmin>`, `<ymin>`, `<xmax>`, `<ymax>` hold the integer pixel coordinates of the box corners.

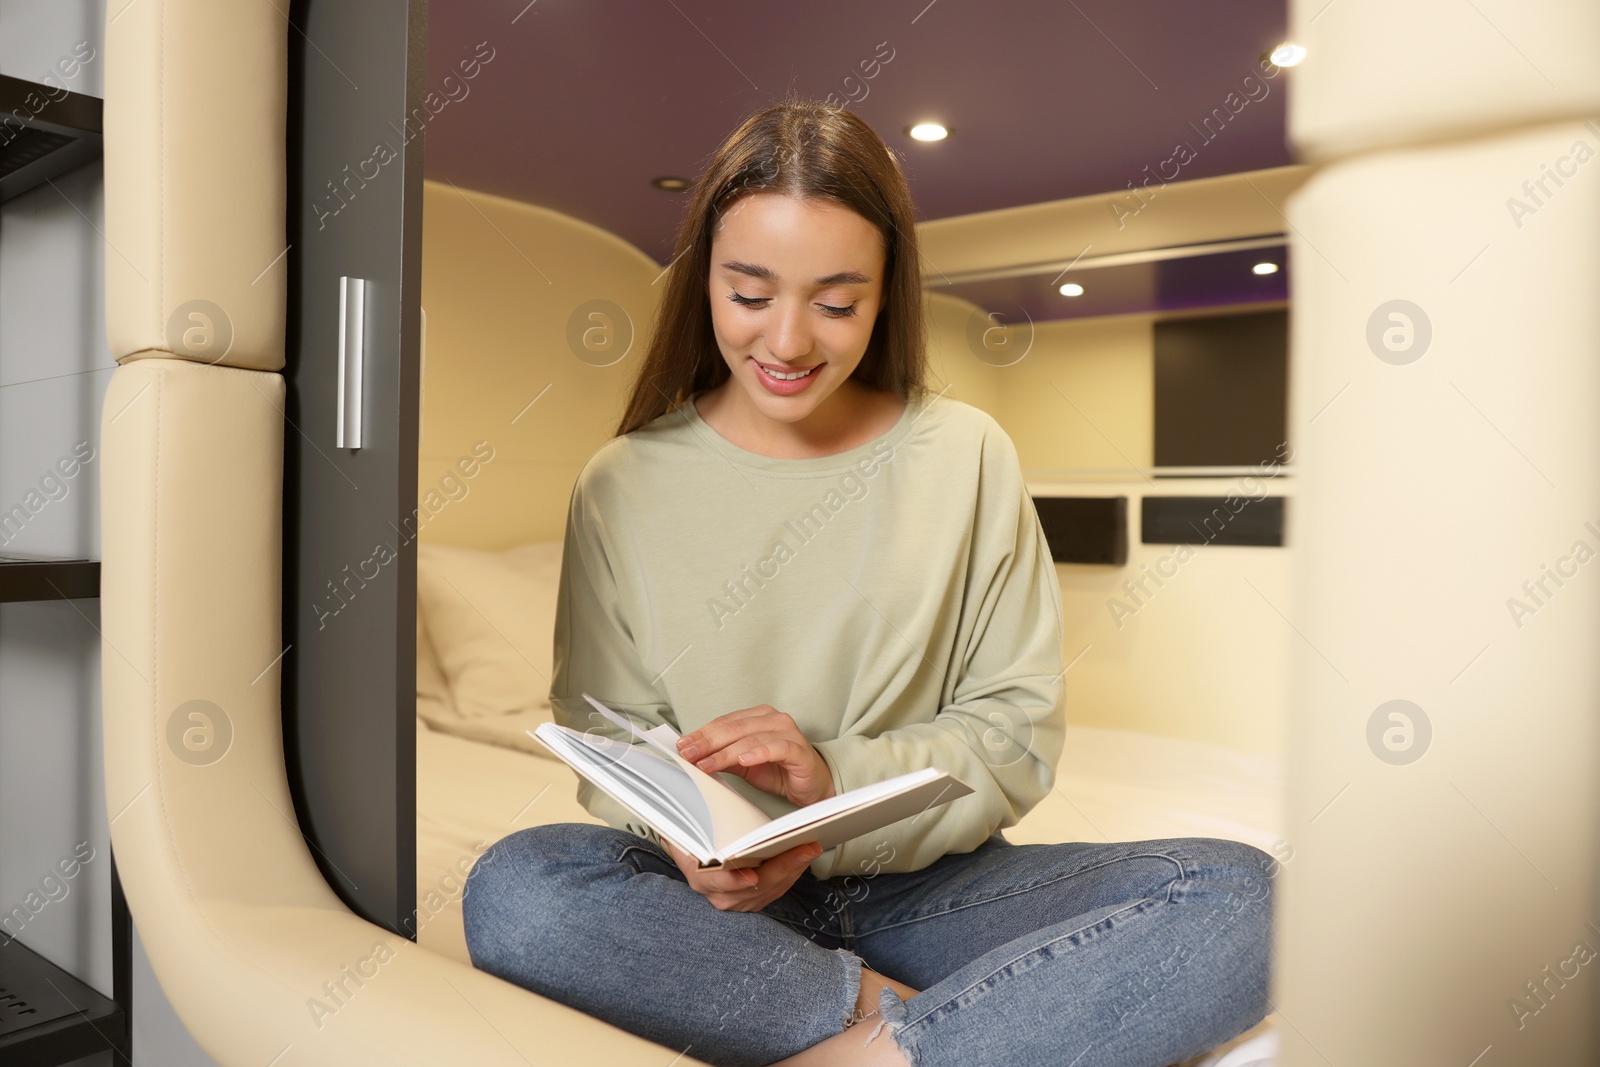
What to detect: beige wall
<box><xmin>421</xmin><ymin>180</ymin><xmax>1289</xmax><ymax>753</ymax></box>
<box><xmin>925</xmin><ymin>299</ymin><xmax>1290</xmax><ymax>754</ymax></box>
<box><xmin>418</xmin><ymin>180</ymin><xmax>662</xmax><ymax>549</ymax></box>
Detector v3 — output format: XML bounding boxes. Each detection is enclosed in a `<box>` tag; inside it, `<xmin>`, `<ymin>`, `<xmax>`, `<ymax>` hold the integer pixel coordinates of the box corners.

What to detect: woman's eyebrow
<box><xmin>718</xmin><ymin>260</ymin><xmax>872</xmax><ymax>286</ymax></box>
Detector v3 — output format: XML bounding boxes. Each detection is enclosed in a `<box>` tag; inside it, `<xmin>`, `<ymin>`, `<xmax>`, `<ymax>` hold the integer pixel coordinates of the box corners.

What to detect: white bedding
<box><xmin>414</xmin><ymin>714</ymin><xmax>1284</xmax><ymax>968</ymax></box>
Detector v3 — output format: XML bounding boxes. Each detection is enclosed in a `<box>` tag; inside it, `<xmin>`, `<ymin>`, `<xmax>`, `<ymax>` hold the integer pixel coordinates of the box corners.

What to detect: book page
<box><xmin>533</xmin><ymin>724</ymin><xmax>716</xmax><ymax>856</ymax></box>
<box><xmin>649</xmin><ymin>743</ymin><xmax>773</xmax><ymax>852</ymax></box>
<box><xmin>573</xmin><ymin>694</ymin><xmax>971</xmax><ymax>868</ymax></box>
<box><xmin>581</xmin><ymin>693</ymin><xmax>771</xmax><ymax>853</ymax></box>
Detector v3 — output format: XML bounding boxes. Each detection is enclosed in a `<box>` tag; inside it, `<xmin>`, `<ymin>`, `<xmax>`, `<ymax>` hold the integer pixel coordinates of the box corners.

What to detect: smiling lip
<box><xmin>751</xmin><ymin>358</ymin><xmax>823</xmax><ymax>373</ymax></box>
<box><xmin>750</xmin><ymin>356</ymin><xmax>823</xmax><ymax>395</ymax></box>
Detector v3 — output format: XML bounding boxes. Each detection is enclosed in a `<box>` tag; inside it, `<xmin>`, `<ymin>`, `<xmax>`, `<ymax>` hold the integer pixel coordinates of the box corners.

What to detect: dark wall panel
<box><xmin>1153</xmin><ymin>308</ymin><xmax>1288</xmax><ymax>467</ymax></box>
<box><xmin>1141</xmin><ymin>496</ymin><xmax>1285</xmax><ymax>547</ymax></box>
<box><xmin>1032</xmin><ymin>496</ymin><xmax>1128</xmax><ymax>565</ymax></box>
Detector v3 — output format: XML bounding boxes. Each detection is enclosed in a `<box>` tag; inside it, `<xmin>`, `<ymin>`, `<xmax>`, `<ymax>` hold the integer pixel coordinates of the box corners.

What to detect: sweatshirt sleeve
<box><xmin>548</xmin><ymin>465</ymin><xmax>674</xmax><ymax>849</ymax></box>
<box><xmin>810</xmin><ymin>424</ymin><xmax>1066</xmax><ymax>879</ymax></box>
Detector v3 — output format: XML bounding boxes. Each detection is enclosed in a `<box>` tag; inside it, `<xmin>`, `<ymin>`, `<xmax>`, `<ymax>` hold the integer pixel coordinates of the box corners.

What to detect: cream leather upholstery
<box><xmin>103</xmin><ymin>0</ymin><xmax>287</xmax><ymax>371</ymax></box>
<box><xmin>1287</xmin><ymin>1</ymin><xmax>1600</xmax><ymax>162</ymax></box>
<box><xmin>1280</xmin><ymin>1</ymin><xmax>1600</xmax><ymax>1063</ymax></box>
<box><xmin>98</xmin><ymin>3</ymin><xmax>709</xmax><ymax>1063</ymax></box>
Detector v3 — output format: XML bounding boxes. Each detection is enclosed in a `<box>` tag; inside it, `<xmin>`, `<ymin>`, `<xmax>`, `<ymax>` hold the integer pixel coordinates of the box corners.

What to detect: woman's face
<box><xmin>706</xmin><ymin>191</ymin><xmax>887</xmax><ymax>425</ymax></box>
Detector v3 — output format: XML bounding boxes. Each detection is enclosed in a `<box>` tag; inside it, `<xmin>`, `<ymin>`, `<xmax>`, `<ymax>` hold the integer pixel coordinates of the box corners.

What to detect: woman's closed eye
<box><xmin>727</xmin><ymin>291</ymin><xmax>858</xmax><ymax>318</ymax></box>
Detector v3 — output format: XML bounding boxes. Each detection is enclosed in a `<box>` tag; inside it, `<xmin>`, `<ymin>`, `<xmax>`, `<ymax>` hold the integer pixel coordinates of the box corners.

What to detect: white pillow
<box><xmin>415</xmin><ymin>601</ymin><xmax>455</xmax><ymax>720</ymax></box>
<box><xmin>415</xmin><ymin>541</ymin><xmax>563</xmax><ymax>720</ymax></box>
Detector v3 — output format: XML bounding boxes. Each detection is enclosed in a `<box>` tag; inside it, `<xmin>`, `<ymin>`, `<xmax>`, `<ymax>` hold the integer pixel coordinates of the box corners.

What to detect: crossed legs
<box><xmin>462</xmin><ymin>825</ymin><xmax>1274</xmax><ymax>1067</ymax></box>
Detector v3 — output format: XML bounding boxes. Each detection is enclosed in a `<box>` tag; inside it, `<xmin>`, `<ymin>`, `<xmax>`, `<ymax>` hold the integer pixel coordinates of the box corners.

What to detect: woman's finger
<box><xmin>708</xmin><ymin>704</ymin><xmax>776</xmax><ymax>726</ymax></box>
<box><xmin>678</xmin><ymin>707</ymin><xmax>791</xmax><ymax>759</ymax></box>
<box><xmin>664</xmin><ymin>839</ymin><xmax>760</xmax><ymax>894</ymax></box>
<box><xmin>711</xmin><ymin>843</ymin><xmax>824</xmax><ymax>910</ymax></box>
<box><xmin>678</xmin><ymin>717</ymin><xmax>761</xmax><ymax>761</ymax></box>
<box><xmin>777</xmin><ymin>840</ymin><xmax>824</xmax><ymax>872</ymax></box>
<box><xmin>731</xmin><ymin>736</ymin><xmax>794</xmax><ymax>767</ymax></box>
<box><xmin>703</xmin><ymin>865</ymin><xmax>761</xmax><ymax>892</ymax></box>
<box><xmin>690</xmin><ymin>732</ymin><xmax>793</xmax><ymax>774</ymax></box>
<box><xmin>746</xmin><ymin>842</ymin><xmax>823</xmax><ymax>892</ymax></box>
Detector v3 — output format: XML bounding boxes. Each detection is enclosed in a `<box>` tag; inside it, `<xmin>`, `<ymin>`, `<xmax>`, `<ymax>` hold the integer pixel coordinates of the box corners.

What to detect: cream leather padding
<box><xmin>97</xmin><ymin>8</ymin><xmax>711</xmax><ymax>1059</ymax></box>
<box><xmin>100</xmin><ymin>358</ymin><xmax>708</xmax><ymax>1065</ymax></box>
<box><xmin>1276</xmin><ymin>116</ymin><xmax>1600</xmax><ymax>1063</ymax></box>
<box><xmin>1287</xmin><ymin>0</ymin><xmax>1600</xmax><ymax>162</ymax></box>
<box><xmin>1280</xmin><ymin>0</ymin><xmax>1600</xmax><ymax>1054</ymax></box>
<box><xmin>103</xmin><ymin>0</ymin><xmax>287</xmax><ymax>371</ymax></box>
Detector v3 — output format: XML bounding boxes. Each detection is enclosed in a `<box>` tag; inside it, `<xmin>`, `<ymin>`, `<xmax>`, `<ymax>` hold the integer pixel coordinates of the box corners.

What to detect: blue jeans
<box><xmin>461</xmin><ymin>824</ymin><xmax>1273</xmax><ymax>1067</ymax></box>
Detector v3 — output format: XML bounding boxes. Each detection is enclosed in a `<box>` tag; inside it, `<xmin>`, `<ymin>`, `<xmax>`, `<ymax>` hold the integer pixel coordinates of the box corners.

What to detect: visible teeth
<box><xmin>759</xmin><ymin>364</ymin><xmax>817</xmax><ymax>381</ymax></box>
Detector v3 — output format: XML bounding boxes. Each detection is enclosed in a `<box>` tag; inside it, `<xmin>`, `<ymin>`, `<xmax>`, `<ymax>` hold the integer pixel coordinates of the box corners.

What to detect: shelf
<box><xmin>0</xmin><ymin>74</ymin><xmax>103</xmax><ymax>203</ymax></box>
<box><xmin>0</xmin><ymin>934</ymin><xmax>125</xmax><ymax>1065</ymax></box>
<box><xmin>0</xmin><ymin>556</ymin><xmax>100</xmax><ymax>602</ymax></box>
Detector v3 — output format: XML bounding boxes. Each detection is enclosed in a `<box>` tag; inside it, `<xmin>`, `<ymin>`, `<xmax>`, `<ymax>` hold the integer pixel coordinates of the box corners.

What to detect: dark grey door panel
<box><xmin>284</xmin><ymin>0</ymin><xmax>425</xmax><ymax>937</ymax></box>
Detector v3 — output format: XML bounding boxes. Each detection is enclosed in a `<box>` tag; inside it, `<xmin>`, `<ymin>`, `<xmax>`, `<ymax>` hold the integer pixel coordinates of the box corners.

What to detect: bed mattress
<box><xmin>415</xmin><ymin>715</ymin><xmax>1285</xmax><ymax>968</ymax></box>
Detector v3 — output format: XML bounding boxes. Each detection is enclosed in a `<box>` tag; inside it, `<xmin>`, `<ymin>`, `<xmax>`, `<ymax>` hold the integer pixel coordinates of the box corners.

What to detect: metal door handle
<box><xmin>336</xmin><ymin>275</ymin><xmax>366</xmax><ymax>449</ymax></box>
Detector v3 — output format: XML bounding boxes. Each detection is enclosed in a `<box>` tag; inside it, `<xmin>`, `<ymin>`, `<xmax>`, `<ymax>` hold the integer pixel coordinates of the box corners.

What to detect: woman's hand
<box><xmin>676</xmin><ymin>704</ymin><xmax>836</xmax><ymax>808</ymax></box>
<box><xmin>660</xmin><ymin>837</ymin><xmax>823</xmax><ymax>912</ymax></box>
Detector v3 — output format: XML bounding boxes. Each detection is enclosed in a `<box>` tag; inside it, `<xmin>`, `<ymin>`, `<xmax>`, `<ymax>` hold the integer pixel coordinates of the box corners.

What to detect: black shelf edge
<box><xmin>110</xmin><ymin>849</ymin><xmax>131</xmax><ymax>1061</ymax></box>
<box><xmin>0</xmin><ymin>933</ymin><xmax>126</xmax><ymax>1065</ymax></box>
<box><xmin>0</xmin><ymin>557</ymin><xmax>101</xmax><ymax>602</ymax></box>
<box><xmin>0</xmin><ymin>73</ymin><xmax>104</xmax><ymax>203</ymax></box>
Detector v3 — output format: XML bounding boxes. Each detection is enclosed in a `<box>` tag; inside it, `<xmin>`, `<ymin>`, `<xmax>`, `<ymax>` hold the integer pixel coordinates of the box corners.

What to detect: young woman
<box><xmin>462</xmin><ymin>100</ymin><xmax>1273</xmax><ymax>1067</ymax></box>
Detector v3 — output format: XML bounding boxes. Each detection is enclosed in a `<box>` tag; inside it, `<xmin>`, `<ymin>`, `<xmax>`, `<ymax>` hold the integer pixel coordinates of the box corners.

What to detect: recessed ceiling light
<box><xmin>1252</xmin><ymin>262</ymin><xmax>1279</xmax><ymax>275</ymax></box>
<box><xmin>1059</xmin><ymin>282</ymin><xmax>1085</xmax><ymax>297</ymax></box>
<box><xmin>907</xmin><ymin>123</ymin><xmax>949</xmax><ymax>142</ymax></box>
<box><xmin>1265</xmin><ymin>42</ymin><xmax>1306</xmax><ymax>67</ymax></box>
<box><xmin>652</xmin><ymin>176</ymin><xmax>690</xmax><ymax>191</ymax></box>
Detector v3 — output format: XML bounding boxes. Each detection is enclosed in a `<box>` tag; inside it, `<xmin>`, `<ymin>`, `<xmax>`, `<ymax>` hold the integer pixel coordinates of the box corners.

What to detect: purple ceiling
<box><xmin>939</xmin><ymin>241</ymin><xmax>1289</xmax><ymax>325</ymax></box>
<box><xmin>424</xmin><ymin>0</ymin><xmax>1294</xmax><ymax>265</ymax></box>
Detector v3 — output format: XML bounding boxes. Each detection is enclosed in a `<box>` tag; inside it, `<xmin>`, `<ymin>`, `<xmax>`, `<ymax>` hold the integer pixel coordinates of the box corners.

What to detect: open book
<box><xmin>530</xmin><ymin>693</ymin><xmax>973</xmax><ymax>870</ymax></box>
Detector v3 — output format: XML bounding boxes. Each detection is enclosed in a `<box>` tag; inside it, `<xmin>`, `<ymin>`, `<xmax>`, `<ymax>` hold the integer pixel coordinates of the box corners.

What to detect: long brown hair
<box><xmin>615</xmin><ymin>98</ymin><xmax>928</xmax><ymax>437</ymax></box>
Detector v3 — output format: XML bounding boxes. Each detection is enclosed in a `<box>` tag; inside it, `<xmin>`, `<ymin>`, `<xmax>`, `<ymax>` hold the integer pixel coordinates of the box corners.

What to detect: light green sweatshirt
<box><xmin>549</xmin><ymin>387</ymin><xmax>1066</xmax><ymax>881</ymax></box>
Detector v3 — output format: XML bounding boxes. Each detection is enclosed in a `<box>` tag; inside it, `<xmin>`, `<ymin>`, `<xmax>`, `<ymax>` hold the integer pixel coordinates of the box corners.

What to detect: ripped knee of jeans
<box><xmin>859</xmin><ymin>984</ymin><xmax>914</xmax><ymax>1059</ymax></box>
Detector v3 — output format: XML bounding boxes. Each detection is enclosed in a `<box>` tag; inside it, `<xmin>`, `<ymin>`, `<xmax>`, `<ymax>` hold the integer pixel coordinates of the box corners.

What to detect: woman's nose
<box><xmin>763</xmin><ymin>299</ymin><xmax>814</xmax><ymax>361</ymax></box>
